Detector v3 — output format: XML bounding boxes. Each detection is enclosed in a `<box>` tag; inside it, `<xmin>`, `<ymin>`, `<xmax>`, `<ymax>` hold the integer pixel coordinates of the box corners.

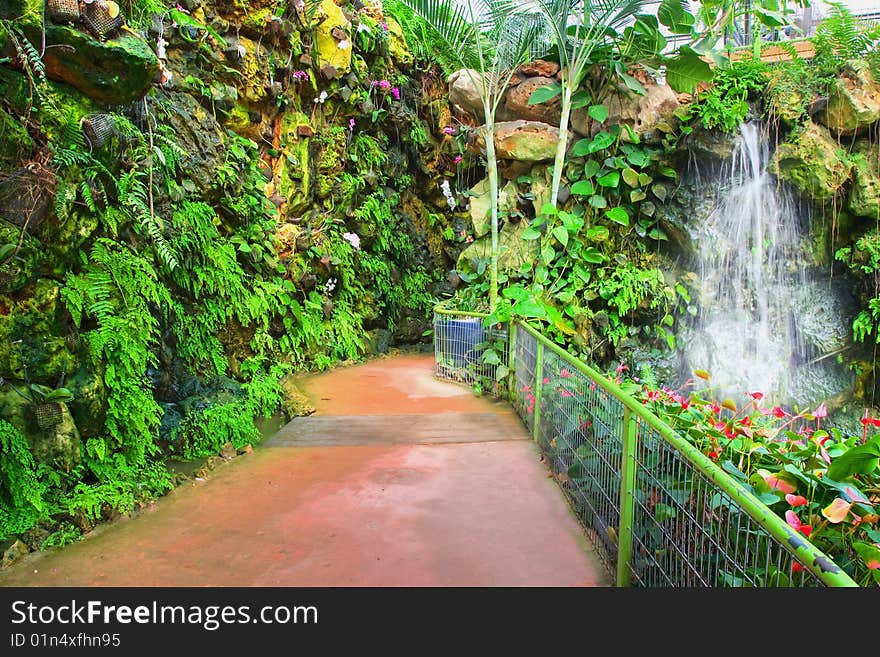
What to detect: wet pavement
<box><xmin>0</xmin><ymin>353</ymin><xmax>609</xmax><ymax>586</ymax></box>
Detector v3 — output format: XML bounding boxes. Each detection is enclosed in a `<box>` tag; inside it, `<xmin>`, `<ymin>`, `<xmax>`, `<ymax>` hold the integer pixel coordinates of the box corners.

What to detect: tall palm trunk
<box><xmin>549</xmin><ymin>83</ymin><xmax>573</xmax><ymax>208</ymax></box>
<box><xmin>484</xmin><ymin>106</ymin><xmax>500</xmax><ymax>312</ymax></box>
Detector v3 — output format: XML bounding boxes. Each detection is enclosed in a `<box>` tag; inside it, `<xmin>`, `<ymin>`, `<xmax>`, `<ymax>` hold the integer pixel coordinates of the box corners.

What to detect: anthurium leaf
<box><xmin>570</xmin><ymin>180</ymin><xmax>595</xmax><ymax>196</ymax></box>
<box><xmin>827</xmin><ymin>437</ymin><xmax>880</xmax><ymax>480</ymax></box>
<box><xmin>821</xmin><ymin>497</ymin><xmax>853</xmax><ymax>523</ymax></box>
<box><xmin>658</xmin><ymin>0</ymin><xmax>696</xmax><ymax>34</ymax></box>
<box><xmin>552</xmin><ymin>225</ymin><xmax>569</xmax><ymax>247</ymax></box>
<box><xmin>853</xmin><ymin>542</ymin><xmax>880</xmax><ymax>570</ymax></box>
<box><xmin>528</xmin><ymin>81</ymin><xmax>562</xmax><ymax>105</ymax></box>
<box><xmin>605</xmin><ymin>206</ymin><xmax>630</xmax><ymax>225</ymax></box>
<box><xmin>588</xmin><ymin>104</ymin><xmax>608</xmax><ymax>123</ymax></box>
<box><xmin>584</xmin><ymin>160</ymin><xmax>601</xmax><ymax>178</ymax></box>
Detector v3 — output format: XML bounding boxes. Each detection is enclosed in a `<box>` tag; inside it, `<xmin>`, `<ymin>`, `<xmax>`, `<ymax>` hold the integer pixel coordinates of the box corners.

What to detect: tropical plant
<box><xmin>398</xmin><ymin>0</ymin><xmax>543</xmax><ymax>311</ymax></box>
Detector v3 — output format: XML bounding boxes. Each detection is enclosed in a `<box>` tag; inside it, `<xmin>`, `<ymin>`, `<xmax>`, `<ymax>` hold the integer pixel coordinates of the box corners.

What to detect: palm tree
<box><xmin>530</xmin><ymin>0</ymin><xmax>655</xmax><ymax>209</ymax></box>
<box><xmin>397</xmin><ymin>0</ymin><xmax>541</xmax><ymax>311</ymax></box>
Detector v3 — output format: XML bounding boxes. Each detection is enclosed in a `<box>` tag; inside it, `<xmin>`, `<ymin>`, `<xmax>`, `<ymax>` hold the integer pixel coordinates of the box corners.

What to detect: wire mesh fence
<box><xmin>433</xmin><ymin>311</ymin><xmax>857</xmax><ymax>587</ymax></box>
<box><xmin>432</xmin><ymin>311</ymin><xmax>509</xmax><ymax>397</ymax></box>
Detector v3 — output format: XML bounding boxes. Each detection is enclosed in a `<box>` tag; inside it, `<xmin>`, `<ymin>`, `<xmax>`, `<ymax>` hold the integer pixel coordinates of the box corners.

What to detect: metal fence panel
<box><xmin>433</xmin><ymin>312</ymin><xmax>857</xmax><ymax>587</ymax></box>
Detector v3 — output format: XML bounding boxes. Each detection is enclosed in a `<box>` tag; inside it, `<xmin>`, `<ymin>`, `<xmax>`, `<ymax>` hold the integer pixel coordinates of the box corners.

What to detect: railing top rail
<box><xmin>433</xmin><ymin>300</ymin><xmax>490</xmax><ymax>319</ymax></box>
<box><xmin>512</xmin><ymin>320</ymin><xmax>858</xmax><ymax>588</ymax></box>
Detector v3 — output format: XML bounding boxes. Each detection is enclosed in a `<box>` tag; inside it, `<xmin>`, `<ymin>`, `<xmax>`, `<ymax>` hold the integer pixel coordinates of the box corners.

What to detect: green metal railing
<box><xmin>433</xmin><ymin>306</ymin><xmax>859</xmax><ymax>587</ymax></box>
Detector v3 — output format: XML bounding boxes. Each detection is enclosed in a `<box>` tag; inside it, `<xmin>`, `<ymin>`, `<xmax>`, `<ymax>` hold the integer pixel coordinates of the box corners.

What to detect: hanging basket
<box><xmin>31</xmin><ymin>402</ymin><xmax>64</xmax><ymax>430</ymax></box>
<box><xmin>81</xmin><ymin>0</ymin><xmax>124</xmax><ymax>41</ymax></box>
<box><xmin>46</xmin><ymin>0</ymin><xmax>81</xmax><ymax>23</ymax></box>
<box><xmin>81</xmin><ymin>113</ymin><xmax>115</xmax><ymax>149</ymax></box>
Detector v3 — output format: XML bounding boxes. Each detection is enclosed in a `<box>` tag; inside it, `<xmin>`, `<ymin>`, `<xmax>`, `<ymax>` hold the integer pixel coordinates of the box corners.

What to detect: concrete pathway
<box><xmin>0</xmin><ymin>353</ymin><xmax>608</xmax><ymax>586</ymax></box>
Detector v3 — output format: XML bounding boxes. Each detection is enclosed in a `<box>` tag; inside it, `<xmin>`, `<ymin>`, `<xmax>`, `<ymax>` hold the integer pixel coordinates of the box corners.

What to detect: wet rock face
<box><xmin>849</xmin><ymin>139</ymin><xmax>880</xmax><ymax>220</ymax></box>
<box><xmin>25</xmin><ymin>26</ymin><xmax>159</xmax><ymax>106</ymax></box>
<box><xmin>791</xmin><ymin>278</ymin><xmax>858</xmax><ymax>357</ymax></box>
<box><xmin>819</xmin><ymin>61</ymin><xmax>880</xmax><ymax>137</ymax></box>
<box><xmin>770</xmin><ymin>121</ymin><xmax>852</xmax><ymax>200</ymax></box>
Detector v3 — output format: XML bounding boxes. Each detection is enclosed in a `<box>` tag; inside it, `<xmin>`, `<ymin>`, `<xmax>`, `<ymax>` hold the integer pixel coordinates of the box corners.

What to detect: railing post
<box><xmin>532</xmin><ymin>340</ymin><xmax>544</xmax><ymax>443</ymax></box>
<box><xmin>507</xmin><ymin>321</ymin><xmax>517</xmax><ymax>400</ymax></box>
<box><xmin>616</xmin><ymin>409</ymin><xmax>638</xmax><ymax>587</ymax></box>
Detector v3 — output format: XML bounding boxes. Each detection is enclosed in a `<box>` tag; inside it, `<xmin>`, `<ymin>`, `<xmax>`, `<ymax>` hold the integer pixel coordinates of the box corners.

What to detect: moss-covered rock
<box><xmin>385</xmin><ymin>17</ymin><xmax>413</xmax><ymax>67</ymax></box>
<box><xmin>275</xmin><ymin>110</ymin><xmax>312</xmax><ymax>216</ymax></box>
<box><xmin>313</xmin><ymin>0</ymin><xmax>352</xmax><ymax>76</ymax></box>
<box><xmin>65</xmin><ymin>362</ymin><xmax>107</xmax><ymax>440</ymax></box>
<box><xmin>34</xmin><ymin>209</ymin><xmax>101</xmax><ymax>280</ymax></box>
<box><xmin>0</xmin><ymin>106</ymin><xmax>34</xmax><ymax>167</ymax></box>
<box><xmin>820</xmin><ymin>62</ymin><xmax>880</xmax><ymax>137</ymax></box>
<box><xmin>29</xmin><ymin>402</ymin><xmax>82</xmax><ymax>471</ymax></box>
<box><xmin>769</xmin><ymin>121</ymin><xmax>852</xmax><ymax>200</ymax></box>
<box><xmin>848</xmin><ymin>140</ymin><xmax>880</xmax><ymax>219</ymax></box>
<box><xmin>0</xmin><ymin>219</ymin><xmax>40</xmax><ymax>294</ymax></box>
<box><xmin>0</xmin><ymin>279</ymin><xmax>76</xmax><ymax>382</ymax></box>
<box><xmin>457</xmin><ymin>217</ymin><xmax>538</xmax><ymax>275</ymax></box>
<box><xmin>22</xmin><ymin>26</ymin><xmax>159</xmax><ymax>106</ymax></box>
<box><xmin>466</xmin><ymin>178</ymin><xmax>517</xmax><ymax>238</ymax></box>
<box><xmin>314</xmin><ymin>125</ymin><xmax>347</xmax><ymax>199</ymax></box>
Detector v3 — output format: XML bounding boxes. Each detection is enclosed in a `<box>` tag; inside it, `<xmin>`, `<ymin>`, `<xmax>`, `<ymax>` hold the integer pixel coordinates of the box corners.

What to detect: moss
<box><xmin>313</xmin><ymin>0</ymin><xmax>352</xmax><ymax>75</ymax></box>
<box><xmin>0</xmin><ymin>219</ymin><xmax>40</xmax><ymax>294</ymax></box>
<box><xmin>19</xmin><ymin>25</ymin><xmax>158</xmax><ymax>106</ymax></box>
<box><xmin>769</xmin><ymin>122</ymin><xmax>852</xmax><ymax>200</ymax></box>
<box><xmin>848</xmin><ymin>141</ymin><xmax>880</xmax><ymax>220</ymax></box>
<box><xmin>0</xmin><ymin>106</ymin><xmax>34</xmax><ymax>167</ymax></box>
<box><xmin>314</xmin><ymin>125</ymin><xmax>347</xmax><ymax>199</ymax></box>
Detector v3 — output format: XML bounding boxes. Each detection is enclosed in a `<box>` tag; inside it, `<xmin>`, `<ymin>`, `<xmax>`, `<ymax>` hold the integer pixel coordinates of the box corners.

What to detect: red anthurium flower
<box><xmin>748</xmin><ymin>392</ymin><xmax>764</xmax><ymax>401</ymax></box>
<box><xmin>860</xmin><ymin>409</ymin><xmax>880</xmax><ymax>427</ymax></box>
<box><xmin>771</xmin><ymin>406</ymin><xmax>787</xmax><ymax>419</ymax></box>
<box><xmin>868</xmin><ymin>560</ymin><xmax>880</xmax><ymax>570</ymax></box>
<box><xmin>813</xmin><ymin>403</ymin><xmax>827</xmax><ymax>419</ymax></box>
<box><xmin>791</xmin><ymin>562</ymin><xmax>804</xmax><ymax>573</ymax></box>
<box><xmin>785</xmin><ymin>511</ymin><xmax>813</xmax><ymax>537</ymax></box>
<box><xmin>708</xmin><ymin>450</ymin><xmax>719</xmax><ymax>460</ymax></box>
<box><xmin>785</xmin><ymin>494</ymin><xmax>808</xmax><ymax>507</ymax></box>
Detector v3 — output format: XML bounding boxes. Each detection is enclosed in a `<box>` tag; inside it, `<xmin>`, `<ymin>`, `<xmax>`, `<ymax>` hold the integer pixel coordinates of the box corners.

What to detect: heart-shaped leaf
<box><xmin>605</xmin><ymin>207</ymin><xmax>630</xmax><ymax>226</ymax></box>
<box><xmin>528</xmin><ymin>81</ymin><xmax>562</xmax><ymax>105</ymax></box>
<box><xmin>570</xmin><ymin>180</ymin><xmax>595</xmax><ymax>196</ymax></box>
<box><xmin>588</xmin><ymin>104</ymin><xmax>608</xmax><ymax>123</ymax></box>
<box><xmin>584</xmin><ymin>160</ymin><xmax>601</xmax><ymax>179</ymax></box>
<box><xmin>552</xmin><ymin>225</ymin><xmax>569</xmax><ymax>247</ymax></box>
<box><xmin>622</xmin><ymin>167</ymin><xmax>640</xmax><ymax>188</ymax></box>
<box><xmin>597</xmin><ymin>171</ymin><xmax>620</xmax><ymax>188</ymax></box>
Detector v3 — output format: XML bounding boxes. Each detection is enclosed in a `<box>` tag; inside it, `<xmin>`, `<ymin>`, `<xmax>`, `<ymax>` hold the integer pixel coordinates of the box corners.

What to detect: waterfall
<box><xmin>682</xmin><ymin>122</ymin><xmax>808</xmax><ymax>403</ymax></box>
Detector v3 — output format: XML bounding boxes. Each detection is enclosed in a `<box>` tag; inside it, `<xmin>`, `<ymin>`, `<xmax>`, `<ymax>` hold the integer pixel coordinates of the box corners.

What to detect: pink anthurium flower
<box><xmin>785</xmin><ymin>510</ymin><xmax>813</xmax><ymax>537</ymax></box>
<box><xmin>785</xmin><ymin>494</ymin><xmax>808</xmax><ymax>507</ymax></box>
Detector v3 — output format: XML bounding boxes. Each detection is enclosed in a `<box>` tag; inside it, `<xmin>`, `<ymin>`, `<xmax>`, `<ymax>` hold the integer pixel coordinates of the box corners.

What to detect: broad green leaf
<box><xmin>552</xmin><ymin>225</ymin><xmax>569</xmax><ymax>247</ymax></box>
<box><xmin>827</xmin><ymin>437</ymin><xmax>880</xmax><ymax>480</ymax></box>
<box><xmin>584</xmin><ymin>160</ymin><xmax>601</xmax><ymax>179</ymax></box>
<box><xmin>658</xmin><ymin>0</ymin><xmax>696</xmax><ymax>34</ymax></box>
<box><xmin>658</xmin><ymin>166</ymin><xmax>678</xmax><ymax>178</ymax></box>
<box><xmin>597</xmin><ymin>171</ymin><xmax>620</xmax><ymax>188</ymax></box>
<box><xmin>502</xmin><ymin>285</ymin><xmax>530</xmax><ymax>302</ymax></box>
<box><xmin>559</xmin><ymin>211</ymin><xmax>583</xmax><ymax>233</ymax></box>
<box><xmin>570</xmin><ymin>180</ymin><xmax>595</xmax><ymax>196</ymax></box>
<box><xmin>495</xmin><ymin>364</ymin><xmax>509</xmax><ymax>382</ymax></box>
<box><xmin>588</xmin><ymin>132</ymin><xmax>615</xmax><ymax>154</ymax></box>
<box><xmin>853</xmin><ymin>542</ymin><xmax>880</xmax><ymax>571</ymax></box>
<box><xmin>571</xmin><ymin>90</ymin><xmax>592</xmax><ymax>109</ymax></box>
<box><xmin>481</xmin><ymin>349</ymin><xmax>502</xmax><ymax>365</ymax></box>
<box><xmin>619</xmin><ymin>71</ymin><xmax>646</xmax><ymax>95</ymax></box>
<box><xmin>665</xmin><ymin>48</ymin><xmax>713</xmax><ymax>95</ymax></box>
<box><xmin>541</xmin><ymin>243</ymin><xmax>555</xmax><ymax>265</ymax></box>
<box><xmin>582</xmin><ymin>247</ymin><xmax>606</xmax><ymax>264</ymax></box>
<box><xmin>652</xmin><ymin>183</ymin><xmax>668</xmax><ymax>201</ymax></box>
<box><xmin>522</xmin><ymin>226</ymin><xmax>542</xmax><ymax>240</ymax></box>
<box><xmin>540</xmin><ymin>203</ymin><xmax>558</xmax><ymax>216</ymax></box>
<box><xmin>571</xmin><ymin>139</ymin><xmax>591</xmax><ymax>157</ymax></box>
<box><xmin>648</xmin><ymin>227</ymin><xmax>668</xmax><ymax>241</ymax></box>
<box><xmin>638</xmin><ymin>172</ymin><xmax>653</xmax><ymax>186</ymax></box>
<box><xmin>605</xmin><ymin>207</ymin><xmax>630</xmax><ymax>226</ymax></box>
<box><xmin>630</xmin><ymin>190</ymin><xmax>647</xmax><ymax>202</ymax></box>
<box><xmin>528</xmin><ymin>81</ymin><xmax>562</xmax><ymax>105</ymax></box>
<box><xmin>641</xmin><ymin>201</ymin><xmax>656</xmax><ymax>216</ymax></box>
<box><xmin>512</xmin><ymin>298</ymin><xmax>547</xmax><ymax>318</ymax></box>
<box><xmin>588</xmin><ymin>105</ymin><xmax>608</xmax><ymax>123</ymax></box>
<box><xmin>622</xmin><ymin>168</ymin><xmax>639</xmax><ymax>187</ymax></box>
<box><xmin>589</xmin><ymin>195</ymin><xmax>607</xmax><ymax>209</ymax></box>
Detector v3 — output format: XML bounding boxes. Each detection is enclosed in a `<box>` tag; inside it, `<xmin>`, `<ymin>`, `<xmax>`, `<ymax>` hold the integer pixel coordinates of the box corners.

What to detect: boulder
<box><xmin>153</xmin><ymin>91</ymin><xmax>227</xmax><ymax>198</ymax></box>
<box><xmin>479</xmin><ymin>120</ymin><xmax>564</xmax><ymax>162</ymax></box>
<box><xmin>499</xmin><ymin>76</ymin><xmax>561</xmax><ymax>124</ymax></box>
<box><xmin>385</xmin><ymin>17</ymin><xmax>413</xmax><ymax>66</ymax></box>
<box><xmin>791</xmin><ymin>278</ymin><xmax>857</xmax><ymax>355</ymax></box>
<box><xmin>518</xmin><ymin>60</ymin><xmax>560</xmax><ymax>78</ymax></box>
<box><xmin>572</xmin><ymin>80</ymin><xmax>679</xmax><ymax>140</ymax></box>
<box><xmin>66</xmin><ymin>362</ymin><xmax>108</xmax><ymax>439</ymax></box>
<box><xmin>848</xmin><ymin>140</ymin><xmax>880</xmax><ymax>219</ymax></box>
<box><xmin>770</xmin><ymin>121</ymin><xmax>852</xmax><ymax>200</ymax></box>
<box><xmin>30</xmin><ymin>402</ymin><xmax>82</xmax><ymax>471</ymax></box>
<box><xmin>2</xmin><ymin>539</ymin><xmax>29</xmax><ymax>569</ymax></box>
<box><xmin>466</xmin><ymin>178</ymin><xmax>518</xmax><ymax>238</ymax></box>
<box><xmin>313</xmin><ymin>0</ymin><xmax>352</xmax><ymax>75</ymax></box>
<box><xmin>448</xmin><ymin>69</ymin><xmax>485</xmax><ymax>121</ymax></box>
<box><xmin>278</xmin><ymin>375</ymin><xmax>316</xmax><ymax>418</ymax></box>
<box><xmin>25</xmin><ymin>26</ymin><xmax>159</xmax><ymax>106</ymax></box>
<box><xmin>820</xmin><ymin>62</ymin><xmax>880</xmax><ymax>136</ymax></box>
<box><xmin>457</xmin><ymin>216</ymin><xmax>539</xmax><ymax>275</ymax></box>
<box><xmin>275</xmin><ymin>110</ymin><xmax>312</xmax><ymax>216</ymax></box>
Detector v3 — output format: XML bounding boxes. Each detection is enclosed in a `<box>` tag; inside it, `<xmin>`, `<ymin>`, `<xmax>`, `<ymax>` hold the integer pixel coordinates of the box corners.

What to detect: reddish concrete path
<box><xmin>0</xmin><ymin>353</ymin><xmax>609</xmax><ymax>587</ymax></box>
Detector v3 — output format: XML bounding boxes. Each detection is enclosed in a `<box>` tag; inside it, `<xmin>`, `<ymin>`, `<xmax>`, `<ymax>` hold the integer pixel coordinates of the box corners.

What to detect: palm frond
<box><xmin>399</xmin><ymin>0</ymin><xmax>480</xmax><ymax>69</ymax></box>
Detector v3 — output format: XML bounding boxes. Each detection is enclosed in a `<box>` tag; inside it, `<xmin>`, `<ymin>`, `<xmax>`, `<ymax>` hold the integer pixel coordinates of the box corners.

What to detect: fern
<box><xmin>0</xmin><ymin>419</ymin><xmax>44</xmax><ymax>541</ymax></box>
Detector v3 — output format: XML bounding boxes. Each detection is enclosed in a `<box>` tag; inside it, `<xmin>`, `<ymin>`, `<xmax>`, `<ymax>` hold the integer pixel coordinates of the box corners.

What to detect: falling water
<box><xmin>682</xmin><ymin>122</ymin><xmax>807</xmax><ymax>403</ymax></box>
